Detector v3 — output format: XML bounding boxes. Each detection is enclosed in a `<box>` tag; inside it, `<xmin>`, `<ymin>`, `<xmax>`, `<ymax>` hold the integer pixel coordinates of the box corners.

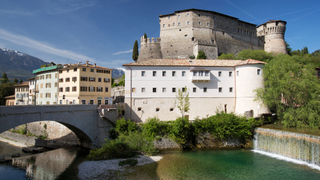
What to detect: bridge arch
<box><xmin>0</xmin><ymin>105</ymin><xmax>99</xmax><ymax>148</ymax></box>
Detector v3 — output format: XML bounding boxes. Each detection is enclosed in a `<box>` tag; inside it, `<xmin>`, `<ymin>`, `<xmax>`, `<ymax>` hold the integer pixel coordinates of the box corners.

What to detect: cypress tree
<box><xmin>1</xmin><ymin>72</ymin><xmax>9</xmax><ymax>84</ymax></box>
<box><xmin>144</xmin><ymin>33</ymin><xmax>147</xmax><ymax>42</ymax></box>
<box><xmin>132</xmin><ymin>40</ymin><xmax>139</xmax><ymax>62</ymax></box>
<box><xmin>13</xmin><ymin>78</ymin><xmax>18</xmax><ymax>84</ymax></box>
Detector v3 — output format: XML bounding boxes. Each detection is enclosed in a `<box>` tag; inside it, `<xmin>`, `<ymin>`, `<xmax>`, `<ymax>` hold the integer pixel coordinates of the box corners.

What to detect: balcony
<box><xmin>191</xmin><ymin>69</ymin><xmax>211</xmax><ymax>82</ymax></box>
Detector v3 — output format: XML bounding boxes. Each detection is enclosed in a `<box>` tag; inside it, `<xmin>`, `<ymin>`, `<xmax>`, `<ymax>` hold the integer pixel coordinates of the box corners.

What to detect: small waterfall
<box><xmin>253</xmin><ymin>128</ymin><xmax>320</xmax><ymax>170</ymax></box>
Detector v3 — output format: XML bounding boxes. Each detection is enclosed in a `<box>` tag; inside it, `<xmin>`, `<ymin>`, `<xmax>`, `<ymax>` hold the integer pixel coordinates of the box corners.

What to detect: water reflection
<box><xmin>12</xmin><ymin>147</ymin><xmax>84</xmax><ymax>180</ymax></box>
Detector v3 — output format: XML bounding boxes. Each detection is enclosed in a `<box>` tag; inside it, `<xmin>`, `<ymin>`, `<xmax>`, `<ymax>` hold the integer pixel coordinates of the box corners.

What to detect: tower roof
<box><xmin>257</xmin><ymin>20</ymin><xmax>287</xmax><ymax>28</ymax></box>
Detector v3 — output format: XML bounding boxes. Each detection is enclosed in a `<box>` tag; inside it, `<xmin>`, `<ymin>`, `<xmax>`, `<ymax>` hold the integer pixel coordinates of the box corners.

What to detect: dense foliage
<box><xmin>197</xmin><ymin>51</ymin><xmax>207</xmax><ymax>59</ymax></box>
<box><xmin>112</xmin><ymin>75</ymin><xmax>125</xmax><ymax>87</ymax></box>
<box><xmin>132</xmin><ymin>40</ymin><xmax>139</xmax><ymax>61</ymax></box>
<box><xmin>0</xmin><ymin>72</ymin><xmax>16</xmax><ymax>105</ymax></box>
<box><xmin>255</xmin><ymin>54</ymin><xmax>320</xmax><ymax>128</ymax></box>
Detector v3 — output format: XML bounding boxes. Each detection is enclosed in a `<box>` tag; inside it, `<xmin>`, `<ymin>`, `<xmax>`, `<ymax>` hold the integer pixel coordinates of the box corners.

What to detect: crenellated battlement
<box><xmin>140</xmin><ymin>36</ymin><xmax>161</xmax><ymax>46</ymax></box>
<box><xmin>257</xmin><ymin>20</ymin><xmax>286</xmax><ymax>37</ymax></box>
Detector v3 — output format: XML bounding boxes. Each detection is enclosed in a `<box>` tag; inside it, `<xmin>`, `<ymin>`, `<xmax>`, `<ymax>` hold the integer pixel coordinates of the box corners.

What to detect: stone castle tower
<box><xmin>257</xmin><ymin>20</ymin><xmax>287</xmax><ymax>54</ymax></box>
<box><xmin>138</xmin><ymin>9</ymin><xmax>287</xmax><ymax>61</ymax></box>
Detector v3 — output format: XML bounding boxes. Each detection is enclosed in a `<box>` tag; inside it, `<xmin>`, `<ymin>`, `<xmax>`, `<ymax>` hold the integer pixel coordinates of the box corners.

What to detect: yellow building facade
<box><xmin>57</xmin><ymin>62</ymin><xmax>112</xmax><ymax>105</ymax></box>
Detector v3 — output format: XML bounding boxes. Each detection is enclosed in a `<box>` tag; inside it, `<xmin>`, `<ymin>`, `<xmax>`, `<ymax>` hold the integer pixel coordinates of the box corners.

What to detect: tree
<box><xmin>132</xmin><ymin>40</ymin><xmax>139</xmax><ymax>62</ymax></box>
<box><xmin>0</xmin><ymin>82</ymin><xmax>15</xmax><ymax>105</ymax></box>
<box><xmin>285</xmin><ymin>41</ymin><xmax>292</xmax><ymax>55</ymax></box>
<box><xmin>196</xmin><ymin>51</ymin><xmax>207</xmax><ymax>59</ymax></box>
<box><xmin>144</xmin><ymin>33</ymin><xmax>147</xmax><ymax>42</ymax></box>
<box><xmin>1</xmin><ymin>72</ymin><xmax>10</xmax><ymax>84</ymax></box>
<box><xmin>218</xmin><ymin>53</ymin><xmax>235</xmax><ymax>60</ymax></box>
<box><xmin>236</xmin><ymin>49</ymin><xmax>273</xmax><ymax>62</ymax></box>
<box><xmin>255</xmin><ymin>54</ymin><xmax>320</xmax><ymax>128</ymax></box>
<box><xmin>176</xmin><ymin>86</ymin><xmax>190</xmax><ymax>117</ymax></box>
<box><xmin>19</xmin><ymin>79</ymin><xmax>23</xmax><ymax>84</ymax></box>
<box><xmin>13</xmin><ymin>78</ymin><xmax>18</xmax><ymax>84</ymax></box>
<box><xmin>302</xmin><ymin>46</ymin><xmax>309</xmax><ymax>55</ymax></box>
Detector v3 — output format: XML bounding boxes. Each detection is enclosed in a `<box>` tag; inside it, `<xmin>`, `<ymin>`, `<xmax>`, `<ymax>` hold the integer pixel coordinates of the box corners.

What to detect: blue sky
<box><xmin>0</xmin><ymin>0</ymin><xmax>319</xmax><ymax>68</ymax></box>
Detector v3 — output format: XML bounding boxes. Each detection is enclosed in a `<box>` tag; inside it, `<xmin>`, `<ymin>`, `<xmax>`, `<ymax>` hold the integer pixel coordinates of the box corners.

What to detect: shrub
<box><xmin>119</xmin><ymin>159</ymin><xmax>138</xmax><ymax>166</ymax></box>
<box><xmin>169</xmin><ymin>117</ymin><xmax>192</xmax><ymax>144</ymax></box>
<box><xmin>119</xmin><ymin>131</ymin><xmax>158</xmax><ymax>155</ymax></box>
<box><xmin>109</xmin><ymin>128</ymin><xmax>118</xmax><ymax>139</ymax></box>
<box><xmin>115</xmin><ymin>118</ymin><xmax>138</xmax><ymax>135</ymax></box>
<box><xmin>142</xmin><ymin>117</ymin><xmax>169</xmax><ymax>139</ymax></box>
<box><xmin>87</xmin><ymin>138</ymin><xmax>136</xmax><ymax>160</ymax></box>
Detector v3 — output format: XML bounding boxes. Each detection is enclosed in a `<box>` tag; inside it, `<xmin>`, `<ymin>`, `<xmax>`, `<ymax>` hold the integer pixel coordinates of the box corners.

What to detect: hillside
<box><xmin>0</xmin><ymin>48</ymin><xmax>46</xmax><ymax>80</ymax></box>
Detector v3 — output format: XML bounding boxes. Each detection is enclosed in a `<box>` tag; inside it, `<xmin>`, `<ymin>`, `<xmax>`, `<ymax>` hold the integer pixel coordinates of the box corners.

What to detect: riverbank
<box><xmin>78</xmin><ymin>155</ymin><xmax>162</xmax><ymax>179</ymax></box>
<box><xmin>0</xmin><ymin>137</ymin><xmax>27</xmax><ymax>147</ymax></box>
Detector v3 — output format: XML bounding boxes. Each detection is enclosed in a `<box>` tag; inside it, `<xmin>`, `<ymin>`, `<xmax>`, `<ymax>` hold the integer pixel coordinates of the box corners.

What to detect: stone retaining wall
<box><xmin>0</xmin><ymin>131</ymin><xmax>36</xmax><ymax>146</ymax></box>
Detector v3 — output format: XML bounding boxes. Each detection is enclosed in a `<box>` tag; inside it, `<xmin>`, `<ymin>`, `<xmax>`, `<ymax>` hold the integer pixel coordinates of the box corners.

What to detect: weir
<box><xmin>253</xmin><ymin>127</ymin><xmax>320</xmax><ymax>169</ymax></box>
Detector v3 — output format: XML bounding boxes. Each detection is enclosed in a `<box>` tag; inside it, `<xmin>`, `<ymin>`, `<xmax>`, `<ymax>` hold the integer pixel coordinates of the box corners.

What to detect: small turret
<box><xmin>257</xmin><ymin>20</ymin><xmax>287</xmax><ymax>54</ymax></box>
<box><xmin>137</xmin><ymin>35</ymin><xmax>162</xmax><ymax>61</ymax></box>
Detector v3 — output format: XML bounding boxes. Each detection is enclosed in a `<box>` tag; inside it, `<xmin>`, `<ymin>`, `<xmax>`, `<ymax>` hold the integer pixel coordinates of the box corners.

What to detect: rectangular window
<box><xmin>91</xmin><ymin>69</ymin><xmax>94</xmax><ymax>72</ymax></box>
<box><xmin>162</xmin><ymin>71</ymin><xmax>166</xmax><ymax>76</ymax></box>
<box><xmin>104</xmin><ymin>78</ymin><xmax>110</xmax><ymax>82</ymax></box>
<box><xmin>40</xmin><ymin>84</ymin><xmax>43</xmax><ymax>88</ymax></box>
<box><xmin>104</xmin><ymin>70</ymin><xmax>110</xmax><ymax>74</ymax></box>
<box><xmin>59</xmin><ymin>88</ymin><xmax>63</xmax><ymax>92</ymax></box>
<box><xmin>203</xmin><ymin>87</ymin><xmax>207</xmax><ymax>93</ymax></box>
<box><xmin>66</xmin><ymin>77</ymin><xmax>70</xmax><ymax>82</ymax></box>
<box><xmin>229</xmin><ymin>72</ymin><xmax>232</xmax><ymax>77</ymax></box>
<box><xmin>40</xmin><ymin>93</ymin><xmax>43</xmax><ymax>98</ymax></box>
<box><xmin>182</xmin><ymin>87</ymin><xmax>186</xmax><ymax>92</ymax></box>
<box><xmin>82</xmin><ymin>68</ymin><xmax>86</xmax><ymax>71</ymax></box>
<box><xmin>89</xmin><ymin>100</ymin><xmax>94</xmax><ymax>104</ymax></box>
<box><xmin>141</xmin><ymin>71</ymin><xmax>145</xmax><ymax>77</ymax></box>
<box><xmin>54</xmin><ymin>82</ymin><xmax>58</xmax><ymax>87</ymax></box>
<box><xmin>162</xmin><ymin>87</ymin><xmax>166</xmax><ymax>92</ymax></box>
<box><xmin>67</xmin><ymin>69</ymin><xmax>69</xmax><ymax>73</ymax></box>
<box><xmin>229</xmin><ymin>87</ymin><xmax>233</xmax><ymax>92</ymax></box>
<box><xmin>182</xmin><ymin>71</ymin><xmax>186</xmax><ymax>77</ymax></box>
<box><xmin>81</xmin><ymin>100</ymin><xmax>86</xmax><ymax>104</ymax></box>
<box><xmin>96</xmin><ymin>87</ymin><xmax>103</xmax><ymax>92</ymax></box>
<box><xmin>81</xmin><ymin>76</ymin><xmax>88</xmax><ymax>81</ymax></box>
<box><xmin>74</xmin><ymin>68</ymin><xmax>77</xmax><ymax>72</ymax></box>
<box><xmin>218</xmin><ymin>71</ymin><xmax>222</xmax><ymax>77</ymax></box>
<box><xmin>172</xmin><ymin>87</ymin><xmax>176</xmax><ymax>92</ymax></box>
<box><xmin>257</xmin><ymin>69</ymin><xmax>261</xmax><ymax>75</ymax></box>
<box><xmin>153</xmin><ymin>88</ymin><xmax>156</xmax><ymax>93</ymax></box>
<box><xmin>72</xmin><ymin>86</ymin><xmax>77</xmax><ymax>92</ymax></box>
<box><xmin>205</xmin><ymin>71</ymin><xmax>209</xmax><ymax>76</ymax></box>
<box><xmin>89</xmin><ymin>77</ymin><xmax>95</xmax><ymax>82</ymax></box>
<box><xmin>80</xmin><ymin>86</ymin><xmax>87</xmax><ymax>91</ymax></box>
<box><xmin>72</xmin><ymin>77</ymin><xmax>77</xmax><ymax>81</ymax></box>
<box><xmin>193</xmin><ymin>87</ymin><xmax>196</xmax><ymax>92</ymax></box>
<box><xmin>59</xmin><ymin>78</ymin><xmax>63</xmax><ymax>82</ymax></box>
<box><xmin>219</xmin><ymin>87</ymin><xmax>222</xmax><ymax>92</ymax></box>
<box><xmin>105</xmin><ymin>87</ymin><xmax>109</xmax><ymax>92</ymax></box>
<box><xmin>153</xmin><ymin>71</ymin><xmax>156</xmax><ymax>77</ymax></box>
<box><xmin>65</xmin><ymin>87</ymin><xmax>70</xmax><ymax>92</ymax></box>
<box><xmin>141</xmin><ymin>87</ymin><xmax>145</xmax><ymax>93</ymax></box>
<box><xmin>172</xmin><ymin>71</ymin><xmax>176</xmax><ymax>77</ymax></box>
<box><xmin>89</xmin><ymin>86</ymin><xmax>95</xmax><ymax>92</ymax></box>
<box><xmin>132</xmin><ymin>88</ymin><xmax>136</xmax><ymax>93</ymax></box>
<box><xmin>98</xmin><ymin>78</ymin><xmax>102</xmax><ymax>82</ymax></box>
<box><xmin>59</xmin><ymin>70</ymin><xmax>62</xmax><ymax>74</ymax></box>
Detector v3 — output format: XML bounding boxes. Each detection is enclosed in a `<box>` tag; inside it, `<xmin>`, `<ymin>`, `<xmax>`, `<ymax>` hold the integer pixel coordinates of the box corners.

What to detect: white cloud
<box><xmin>112</xmin><ymin>49</ymin><xmax>133</xmax><ymax>55</ymax></box>
<box><xmin>0</xmin><ymin>28</ymin><xmax>96</xmax><ymax>62</ymax></box>
<box><xmin>46</xmin><ymin>3</ymin><xmax>96</xmax><ymax>14</ymax></box>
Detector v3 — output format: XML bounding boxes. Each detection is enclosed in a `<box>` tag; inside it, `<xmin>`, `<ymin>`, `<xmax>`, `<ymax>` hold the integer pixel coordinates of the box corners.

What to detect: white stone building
<box><xmin>123</xmin><ymin>59</ymin><xmax>269</xmax><ymax>122</ymax></box>
<box><xmin>28</xmin><ymin>77</ymin><xmax>36</xmax><ymax>105</ymax></box>
<box><xmin>33</xmin><ymin>65</ymin><xmax>62</xmax><ymax>105</ymax></box>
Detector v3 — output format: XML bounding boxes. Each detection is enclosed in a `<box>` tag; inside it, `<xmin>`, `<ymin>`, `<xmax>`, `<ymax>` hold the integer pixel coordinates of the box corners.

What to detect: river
<box><xmin>2</xmin><ymin>125</ymin><xmax>320</xmax><ymax>179</ymax></box>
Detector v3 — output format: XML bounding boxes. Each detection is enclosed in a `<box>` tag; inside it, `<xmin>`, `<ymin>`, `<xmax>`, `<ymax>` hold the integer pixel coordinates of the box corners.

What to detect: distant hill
<box><xmin>0</xmin><ymin>48</ymin><xmax>46</xmax><ymax>81</ymax></box>
<box><xmin>112</xmin><ymin>67</ymin><xmax>125</xmax><ymax>79</ymax></box>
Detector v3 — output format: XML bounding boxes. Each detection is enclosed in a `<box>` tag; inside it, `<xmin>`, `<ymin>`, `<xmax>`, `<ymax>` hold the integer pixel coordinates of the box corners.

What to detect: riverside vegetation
<box><xmin>87</xmin><ymin>111</ymin><xmax>262</xmax><ymax>160</ymax></box>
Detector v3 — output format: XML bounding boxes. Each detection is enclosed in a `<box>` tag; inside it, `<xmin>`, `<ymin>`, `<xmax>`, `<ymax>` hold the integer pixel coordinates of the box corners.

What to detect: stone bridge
<box><xmin>0</xmin><ymin>105</ymin><xmax>114</xmax><ymax>148</ymax></box>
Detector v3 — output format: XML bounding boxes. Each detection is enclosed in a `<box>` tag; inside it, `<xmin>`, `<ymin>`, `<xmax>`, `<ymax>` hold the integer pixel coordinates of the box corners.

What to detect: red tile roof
<box><xmin>123</xmin><ymin>59</ymin><xmax>265</xmax><ymax>67</ymax></box>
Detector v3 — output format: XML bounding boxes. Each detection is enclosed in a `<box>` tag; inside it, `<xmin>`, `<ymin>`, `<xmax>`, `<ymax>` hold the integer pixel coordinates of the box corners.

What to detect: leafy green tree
<box><xmin>255</xmin><ymin>54</ymin><xmax>320</xmax><ymax>128</ymax></box>
<box><xmin>0</xmin><ymin>82</ymin><xmax>15</xmax><ymax>105</ymax></box>
<box><xmin>189</xmin><ymin>55</ymin><xmax>195</xmax><ymax>59</ymax></box>
<box><xmin>19</xmin><ymin>79</ymin><xmax>23</xmax><ymax>84</ymax></box>
<box><xmin>218</xmin><ymin>53</ymin><xmax>235</xmax><ymax>60</ymax></box>
<box><xmin>302</xmin><ymin>46</ymin><xmax>309</xmax><ymax>55</ymax></box>
<box><xmin>13</xmin><ymin>78</ymin><xmax>19</xmax><ymax>83</ymax></box>
<box><xmin>118</xmin><ymin>75</ymin><xmax>125</xmax><ymax>86</ymax></box>
<box><xmin>132</xmin><ymin>40</ymin><xmax>139</xmax><ymax>62</ymax></box>
<box><xmin>285</xmin><ymin>41</ymin><xmax>292</xmax><ymax>55</ymax></box>
<box><xmin>1</xmin><ymin>72</ymin><xmax>10</xmax><ymax>84</ymax></box>
<box><xmin>196</xmin><ymin>50</ymin><xmax>207</xmax><ymax>59</ymax></box>
<box><xmin>236</xmin><ymin>49</ymin><xmax>273</xmax><ymax>62</ymax></box>
<box><xmin>176</xmin><ymin>86</ymin><xmax>190</xmax><ymax>117</ymax></box>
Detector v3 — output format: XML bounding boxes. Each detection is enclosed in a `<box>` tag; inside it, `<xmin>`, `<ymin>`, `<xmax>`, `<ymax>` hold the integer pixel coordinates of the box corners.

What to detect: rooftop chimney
<box><xmin>94</xmin><ymin>63</ymin><xmax>96</xmax><ymax>67</ymax></box>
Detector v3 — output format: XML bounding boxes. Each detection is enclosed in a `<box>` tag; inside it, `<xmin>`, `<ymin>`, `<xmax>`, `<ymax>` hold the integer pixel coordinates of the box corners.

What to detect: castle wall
<box><xmin>137</xmin><ymin>37</ymin><xmax>162</xmax><ymax>61</ymax></box>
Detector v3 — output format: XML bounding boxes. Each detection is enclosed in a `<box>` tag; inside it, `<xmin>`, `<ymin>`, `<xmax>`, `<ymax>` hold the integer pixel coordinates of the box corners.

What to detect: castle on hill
<box><xmin>138</xmin><ymin>9</ymin><xmax>287</xmax><ymax>61</ymax></box>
